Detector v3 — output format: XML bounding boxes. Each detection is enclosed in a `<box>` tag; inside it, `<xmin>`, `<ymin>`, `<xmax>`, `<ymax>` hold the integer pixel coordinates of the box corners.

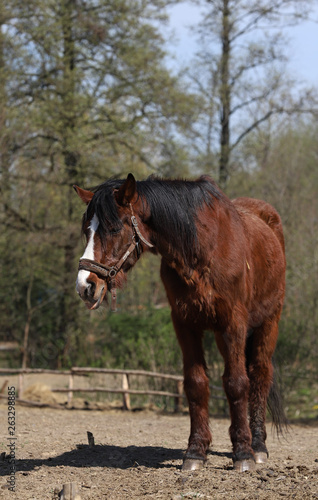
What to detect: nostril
<box><xmin>86</xmin><ymin>280</ymin><xmax>96</xmax><ymax>298</ymax></box>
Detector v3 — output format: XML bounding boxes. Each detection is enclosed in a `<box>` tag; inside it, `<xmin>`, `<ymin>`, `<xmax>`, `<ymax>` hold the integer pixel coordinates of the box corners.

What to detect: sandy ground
<box><xmin>0</xmin><ymin>405</ymin><xmax>318</xmax><ymax>500</ymax></box>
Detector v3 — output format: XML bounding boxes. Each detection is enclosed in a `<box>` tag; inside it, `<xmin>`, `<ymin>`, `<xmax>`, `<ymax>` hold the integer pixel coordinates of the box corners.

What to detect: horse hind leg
<box><xmin>246</xmin><ymin>316</ymin><xmax>281</xmax><ymax>464</ymax></box>
<box><xmin>215</xmin><ymin>318</ymin><xmax>256</xmax><ymax>472</ymax></box>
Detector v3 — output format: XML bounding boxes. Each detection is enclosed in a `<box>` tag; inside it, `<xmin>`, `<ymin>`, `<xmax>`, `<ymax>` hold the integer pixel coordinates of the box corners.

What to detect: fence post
<box><xmin>0</xmin><ymin>379</ymin><xmax>8</xmax><ymax>395</ymax></box>
<box><xmin>122</xmin><ymin>373</ymin><xmax>131</xmax><ymax>410</ymax></box>
<box><xmin>174</xmin><ymin>379</ymin><xmax>183</xmax><ymax>413</ymax></box>
<box><xmin>68</xmin><ymin>373</ymin><xmax>74</xmax><ymax>406</ymax></box>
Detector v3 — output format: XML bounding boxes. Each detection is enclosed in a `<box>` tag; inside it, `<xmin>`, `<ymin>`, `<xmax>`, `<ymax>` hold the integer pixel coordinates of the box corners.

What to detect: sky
<box><xmin>166</xmin><ymin>2</ymin><xmax>318</xmax><ymax>87</ymax></box>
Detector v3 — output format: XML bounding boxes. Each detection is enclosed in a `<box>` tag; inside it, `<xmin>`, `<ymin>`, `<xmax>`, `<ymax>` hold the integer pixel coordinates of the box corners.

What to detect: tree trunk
<box><xmin>60</xmin><ymin>0</ymin><xmax>80</xmax><ymax>364</ymax></box>
<box><xmin>219</xmin><ymin>0</ymin><xmax>231</xmax><ymax>189</ymax></box>
<box><xmin>22</xmin><ymin>313</ymin><xmax>31</xmax><ymax>369</ymax></box>
<box><xmin>0</xmin><ymin>12</ymin><xmax>11</xmax><ymax>199</ymax></box>
<box><xmin>22</xmin><ymin>274</ymin><xmax>34</xmax><ymax>369</ymax></box>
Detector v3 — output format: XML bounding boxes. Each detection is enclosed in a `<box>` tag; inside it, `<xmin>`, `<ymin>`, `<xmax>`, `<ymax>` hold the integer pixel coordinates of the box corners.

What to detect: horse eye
<box><xmin>109</xmin><ymin>228</ymin><xmax>121</xmax><ymax>236</ymax></box>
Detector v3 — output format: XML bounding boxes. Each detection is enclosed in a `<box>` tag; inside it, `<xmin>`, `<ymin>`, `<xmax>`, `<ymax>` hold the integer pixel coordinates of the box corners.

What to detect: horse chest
<box><xmin>161</xmin><ymin>266</ymin><xmax>220</xmax><ymax>323</ymax></box>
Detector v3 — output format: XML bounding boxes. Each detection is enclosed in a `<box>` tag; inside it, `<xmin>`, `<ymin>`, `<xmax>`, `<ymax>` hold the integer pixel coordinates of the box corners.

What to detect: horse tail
<box><xmin>267</xmin><ymin>358</ymin><xmax>289</xmax><ymax>436</ymax></box>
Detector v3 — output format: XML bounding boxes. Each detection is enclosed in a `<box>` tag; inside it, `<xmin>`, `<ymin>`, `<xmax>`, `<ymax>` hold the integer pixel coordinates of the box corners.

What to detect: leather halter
<box><xmin>78</xmin><ymin>205</ymin><xmax>154</xmax><ymax>312</ymax></box>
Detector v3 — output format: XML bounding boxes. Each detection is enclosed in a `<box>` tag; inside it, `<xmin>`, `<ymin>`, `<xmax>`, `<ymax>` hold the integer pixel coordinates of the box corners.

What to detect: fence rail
<box><xmin>0</xmin><ymin>367</ymin><xmax>225</xmax><ymax>411</ymax></box>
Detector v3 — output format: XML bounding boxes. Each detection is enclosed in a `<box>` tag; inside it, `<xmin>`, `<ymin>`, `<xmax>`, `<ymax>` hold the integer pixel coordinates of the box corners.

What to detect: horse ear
<box><xmin>73</xmin><ymin>185</ymin><xmax>94</xmax><ymax>205</ymax></box>
<box><xmin>115</xmin><ymin>173</ymin><xmax>137</xmax><ymax>206</ymax></box>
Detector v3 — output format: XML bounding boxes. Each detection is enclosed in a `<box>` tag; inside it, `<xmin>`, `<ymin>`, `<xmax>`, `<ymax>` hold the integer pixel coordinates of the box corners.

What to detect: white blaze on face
<box><xmin>76</xmin><ymin>213</ymin><xmax>99</xmax><ymax>292</ymax></box>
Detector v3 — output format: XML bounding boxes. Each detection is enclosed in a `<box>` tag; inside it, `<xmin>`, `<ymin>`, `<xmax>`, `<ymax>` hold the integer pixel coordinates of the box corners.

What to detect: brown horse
<box><xmin>74</xmin><ymin>173</ymin><xmax>286</xmax><ymax>472</ymax></box>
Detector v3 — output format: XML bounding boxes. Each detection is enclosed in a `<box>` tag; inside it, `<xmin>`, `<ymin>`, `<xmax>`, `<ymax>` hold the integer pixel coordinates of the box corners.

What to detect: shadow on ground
<box><xmin>0</xmin><ymin>444</ymin><xmax>233</xmax><ymax>476</ymax></box>
<box><xmin>1</xmin><ymin>444</ymin><xmax>182</xmax><ymax>474</ymax></box>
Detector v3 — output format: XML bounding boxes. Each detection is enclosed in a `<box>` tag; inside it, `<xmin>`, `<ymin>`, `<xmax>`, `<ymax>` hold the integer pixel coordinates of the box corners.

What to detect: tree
<box><xmin>0</xmin><ymin>0</ymin><xmax>197</xmax><ymax>367</ymax></box>
<box><xmin>188</xmin><ymin>0</ymin><xmax>315</xmax><ymax>186</ymax></box>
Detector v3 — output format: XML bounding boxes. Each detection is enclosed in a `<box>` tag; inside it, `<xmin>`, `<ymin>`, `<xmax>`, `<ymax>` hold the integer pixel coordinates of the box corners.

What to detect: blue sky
<box><xmin>166</xmin><ymin>2</ymin><xmax>318</xmax><ymax>86</ymax></box>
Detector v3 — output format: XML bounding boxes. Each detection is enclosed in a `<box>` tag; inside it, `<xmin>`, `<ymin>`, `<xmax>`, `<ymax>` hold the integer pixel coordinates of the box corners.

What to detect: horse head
<box><xmin>74</xmin><ymin>173</ymin><xmax>154</xmax><ymax>311</ymax></box>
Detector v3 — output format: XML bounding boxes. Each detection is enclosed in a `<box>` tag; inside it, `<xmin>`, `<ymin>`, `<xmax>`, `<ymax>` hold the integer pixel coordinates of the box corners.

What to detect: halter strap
<box><xmin>131</xmin><ymin>216</ymin><xmax>154</xmax><ymax>248</ymax></box>
<box><xmin>129</xmin><ymin>202</ymin><xmax>154</xmax><ymax>249</ymax></box>
<box><xmin>78</xmin><ymin>208</ymin><xmax>153</xmax><ymax>311</ymax></box>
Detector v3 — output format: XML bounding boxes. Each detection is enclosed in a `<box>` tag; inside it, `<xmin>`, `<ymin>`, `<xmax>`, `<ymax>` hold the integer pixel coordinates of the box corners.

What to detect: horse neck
<box><xmin>136</xmin><ymin>178</ymin><xmax>220</xmax><ymax>274</ymax></box>
<box><xmin>142</xmin><ymin>211</ymin><xmax>200</xmax><ymax>279</ymax></box>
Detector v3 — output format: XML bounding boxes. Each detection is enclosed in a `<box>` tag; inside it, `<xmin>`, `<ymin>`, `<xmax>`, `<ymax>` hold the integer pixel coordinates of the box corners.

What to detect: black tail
<box><xmin>267</xmin><ymin>359</ymin><xmax>289</xmax><ymax>436</ymax></box>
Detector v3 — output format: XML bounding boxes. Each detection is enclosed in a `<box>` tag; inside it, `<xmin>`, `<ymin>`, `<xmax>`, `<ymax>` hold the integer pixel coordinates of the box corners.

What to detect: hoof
<box><xmin>182</xmin><ymin>458</ymin><xmax>205</xmax><ymax>471</ymax></box>
<box><xmin>254</xmin><ymin>452</ymin><xmax>268</xmax><ymax>464</ymax></box>
<box><xmin>233</xmin><ymin>458</ymin><xmax>256</xmax><ymax>472</ymax></box>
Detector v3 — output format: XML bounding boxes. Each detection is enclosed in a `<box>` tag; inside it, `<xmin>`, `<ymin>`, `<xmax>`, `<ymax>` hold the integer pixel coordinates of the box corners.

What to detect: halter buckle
<box><xmin>131</xmin><ymin>215</ymin><xmax>138</xmax><ymax>227</ymax></box>
<box><xmin>108</xmin><ymin>268</ymin><xmax>117</xmax><ymax>278</ymax></box>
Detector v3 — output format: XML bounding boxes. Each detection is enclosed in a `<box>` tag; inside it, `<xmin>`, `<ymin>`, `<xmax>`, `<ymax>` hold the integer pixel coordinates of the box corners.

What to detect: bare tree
<box><xmin>189</xmin><ymin>0</ymin><xmax>316</xmax><ymax>186</ymax></box>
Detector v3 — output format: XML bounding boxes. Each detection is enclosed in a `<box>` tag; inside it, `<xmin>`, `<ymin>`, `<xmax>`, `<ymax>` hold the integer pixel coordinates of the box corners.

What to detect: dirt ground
<box><xmin>1</xmin><ymin>404</ymin><xmax>318</xmax><ymax>500</ymax></box>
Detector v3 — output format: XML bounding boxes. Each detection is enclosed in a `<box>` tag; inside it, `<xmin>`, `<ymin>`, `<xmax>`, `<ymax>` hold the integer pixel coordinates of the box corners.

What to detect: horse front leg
<box><xmin>172</xmin><ymin>312</ymin><xmax>211</xmax><ymax>471</ymax></box>
<box><xmin>215</xmin><ymin>320</ymin><xmax>255</xmax><ymax>472</ymax></box>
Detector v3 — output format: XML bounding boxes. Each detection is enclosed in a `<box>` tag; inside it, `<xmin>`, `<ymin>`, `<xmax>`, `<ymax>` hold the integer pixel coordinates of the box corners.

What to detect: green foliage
<box><xmin>99</xmin><ymin>307</ymin><xmax>181</xmax><ymax>373</ymax></box>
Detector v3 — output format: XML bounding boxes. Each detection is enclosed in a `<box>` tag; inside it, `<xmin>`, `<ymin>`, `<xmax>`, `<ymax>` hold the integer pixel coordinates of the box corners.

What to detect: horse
<box><xmin>74</xmin><ymin>173</ymin><xmax>286</xmax><ymax>472</ymax></box>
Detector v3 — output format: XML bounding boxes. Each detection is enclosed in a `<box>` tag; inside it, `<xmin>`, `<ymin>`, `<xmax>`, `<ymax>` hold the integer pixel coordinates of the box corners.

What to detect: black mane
<box><xmin>83</xmin><ymin>176</ymin><xmax>222</xmax><ymax>265</ymax></box>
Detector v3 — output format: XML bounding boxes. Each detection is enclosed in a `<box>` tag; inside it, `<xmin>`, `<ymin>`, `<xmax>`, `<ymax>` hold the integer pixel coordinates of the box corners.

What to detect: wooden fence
<box><xmin>0</xmin><ymin>367</ymin><xmax>225</xmax><ymax>411</ymax></box>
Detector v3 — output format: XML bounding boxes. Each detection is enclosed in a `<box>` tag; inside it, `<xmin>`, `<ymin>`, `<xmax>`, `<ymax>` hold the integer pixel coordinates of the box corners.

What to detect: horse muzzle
<box><xmin>76</xmin><ymin>273</ymin><xmax>107</xmax><ymax>310</ymax></box>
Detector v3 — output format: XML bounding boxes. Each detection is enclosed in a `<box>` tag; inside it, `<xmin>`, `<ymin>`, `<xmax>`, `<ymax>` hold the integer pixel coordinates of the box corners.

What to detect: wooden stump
<box><xmin>57</xmin><ymin>482</ymin><xmax>81</xmax><ymax>500</ymax></box>
<box><xmin>87</xmin><ymin>431</ymin><xmax>95</xmax><ymax>448</ymax></box>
